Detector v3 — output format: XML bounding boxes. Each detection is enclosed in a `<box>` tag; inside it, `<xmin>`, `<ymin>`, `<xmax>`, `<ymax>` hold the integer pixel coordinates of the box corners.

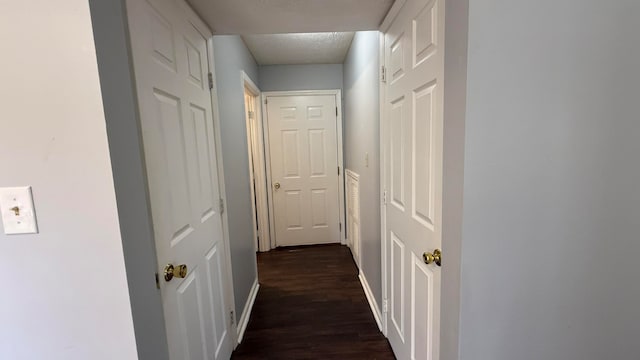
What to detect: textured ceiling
<box><xmin>243</xmin><ymin>32</ymin><xmax>355</xmax><ymax>65</ymax></box>
<box><xmin>187</xmin><ymin>0</ymin><xmax>395</xmax><ymax>34</ymax></box>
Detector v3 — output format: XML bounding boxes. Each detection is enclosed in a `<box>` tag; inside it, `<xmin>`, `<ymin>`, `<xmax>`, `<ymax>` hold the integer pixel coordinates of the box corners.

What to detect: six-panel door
<box><xmin>384</xmin><ymin>0</ymin><xmax>445</xmax><ymax>359</ymax></box>
<box><xmin>266</xmin><ymin>95</ymin><xmax>341</xmax><ymax>247</ymax></box>
<box><xmin>126</xmin><ymin>0</ymin><xmax>234</xmax><ymax>359</ymax></box>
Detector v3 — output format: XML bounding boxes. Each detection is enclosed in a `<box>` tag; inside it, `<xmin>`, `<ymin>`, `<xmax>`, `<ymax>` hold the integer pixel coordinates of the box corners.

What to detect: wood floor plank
<box><xmin>232</xmin><ymin>244</ymin><xmax>396</xmax><ymax>360</ymax></box>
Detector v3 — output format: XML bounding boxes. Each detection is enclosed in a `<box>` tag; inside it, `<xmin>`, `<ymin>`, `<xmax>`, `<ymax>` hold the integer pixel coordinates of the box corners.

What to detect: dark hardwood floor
<box><xmin>231</xmin><ymin>244</ymin><xmax>395</xmax><ymax>360</ymax></box>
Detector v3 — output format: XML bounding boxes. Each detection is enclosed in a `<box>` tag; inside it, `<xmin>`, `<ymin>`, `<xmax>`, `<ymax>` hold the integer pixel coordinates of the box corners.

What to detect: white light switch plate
<box><xmin>0</xmin><ymin>186</ymin><xmax>39</xmax><ymax>235</ymax></box>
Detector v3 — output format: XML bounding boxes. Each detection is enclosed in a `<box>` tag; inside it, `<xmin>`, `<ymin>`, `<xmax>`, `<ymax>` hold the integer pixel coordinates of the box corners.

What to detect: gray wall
<box><xmin>459</xmin><ymin>1</ymin><xmax>640</xmax><ymax>359</ymax></box>
<box><xmin>0</xmin><ymin>1</ymin><xmax>138</xmax><ymax>358</ymax></box>
<box><xmin>259</xmin><ymin>64</ymin><xmax>343</xmax><ymax>92</ymax></box>
<box><xmin>342</xmin><ymin>31</ymin><xmax>383</xmax><ymax>307</ymax></box>
<box><xmin>212</xmin><ymin>35</ymin><xmax>260</xmax><ymax>317</ymax></box>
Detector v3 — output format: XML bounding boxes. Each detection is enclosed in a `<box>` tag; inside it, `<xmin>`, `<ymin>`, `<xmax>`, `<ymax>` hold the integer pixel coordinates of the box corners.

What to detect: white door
<box><xmin>266</xmin><ymin>94</ymin><xmax>341</xmax><ymax>246</ymax></box>
<box><xmin>384</xmin><ymin>0</ymin><xmax>444</xmax><ymax>359</ymax></box>
<box><xmin>126</xmin><ymin>0</ymin><xmax>234</xmax><ymax>359</ymax></box>
<box><xmin>346</xmin><ymin>170</ymin><xmax>361</xmax><ymax>266</ymax></box>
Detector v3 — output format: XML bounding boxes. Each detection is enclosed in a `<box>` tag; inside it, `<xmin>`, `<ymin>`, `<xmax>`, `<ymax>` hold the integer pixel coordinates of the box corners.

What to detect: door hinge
<box><xmin>219</xmin><ymin>199</ymin><xmax>225</xmax><ymax>214</ymax></box>
<box><xmin>381</xmin><ymin>66</ymin><xmax>387</xmax><ymax>83</ymax></box>
<box><xmin>155</xmin><ymin>272</ymin><xmax>160</xmax><ymax>289</ymax></box>
<box><xmin>338</xmin><ymin>166</ymin><xmax>340</xmax><ymax>176</ymax></box>
<box><xmin>248</xmin><ymin>110</ymin><xmax>255</xmax><ymax>119</ymax></box>
<box><xmin>208</xmin><ymin>72</ymin><xmax>214</xmax><ymax>90</ymax></box>
<box><xmin>383</xmin><ymin>299</ymin><xmax>389</xmax><ymax>313</ymax></box>
<box><xmin>230</xmin><ymin>311</ymin><xmax>235</xmax><ymax>325</ymax></box>
<box><xmin>339</xmin><ymin>222</ymin><xmax>342</xmax><ymax>232</ymax></box>
<box><xmin>336</xmin><ymin>107</ymin><xmax>338</xmax><ymax>117</ymax></box>
<box><xmin>264</xmin><ymin>98</ymin><xmax>268</xmax><ymax>105</ymax></box>
<box><xmin>383</xmin><ymin>189</ymin><xmax>387</xmax><ymax>205</ymax></box>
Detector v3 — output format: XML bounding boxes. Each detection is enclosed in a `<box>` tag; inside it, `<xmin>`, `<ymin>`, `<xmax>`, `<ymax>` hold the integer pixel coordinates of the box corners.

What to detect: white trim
<box><xmin>261</xmin><ymin>90</ymin><xmax>346</xmax><ymax>247</ymax></box>
<box><xmin>206</xmin><ymin>37</ymin><xmax>239</xmax><ymax>343</ymax></box>
<box><xmin>261</xmin><ymin>94</ymin><xmax>277</xmax><ymax>249</ymax></box>
<box><xmin>379</xmin><ymin>0</ymin><xmax>407</xmax><ymax>32</ymax></box>
<box><xmin>359</xmin><ymin>272</ymin><xmax>383</xmax><ymax>332</ymax></box>
<box><xmin>378</xmin><ymin>31</ymin><xmax>389</xmax><ymax>337</ymax></box>
<box><xmin>242</xmin><ymin>71</ymin><xmax>259</xmax><ymax>95</ymax></box>
<box><xmin>243</xmin><ymin>86</ymin><xmax>259</xmax><ymax>253</ymax></box>
<box><xmin>236</xmin><ymin>278</ymin><xmax>260</xmax><ymax>344</ymax></box>
<box><xmin>241</xmin><ymin>71</ymin><xmax>271</xmax><ymax>252</ymax></box>
<box><xmin>345</xmin><ymin>169</ymin><xmax>362</xmax><ymax>269</ymax></box>
<box><xmin>336</xmin><ymin>91</ymin><xmax>346</xmax><ymax>245</ymax></box>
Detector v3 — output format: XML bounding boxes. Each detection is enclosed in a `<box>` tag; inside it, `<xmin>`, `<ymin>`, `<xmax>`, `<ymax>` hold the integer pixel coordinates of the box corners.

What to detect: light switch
<box><xmin>0</xmin><ymin>186</ymin><xmax>39</xmax><ymax>235</ymax></box>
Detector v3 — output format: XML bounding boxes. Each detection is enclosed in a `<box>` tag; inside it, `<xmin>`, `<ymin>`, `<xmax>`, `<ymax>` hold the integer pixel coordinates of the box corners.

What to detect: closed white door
<box><xmin>383</xmin><ymin>0</ymin><xmax>444</xmax><ymax>359</ymax></box>
<box><xmin>266</xmin><ymin>94</ymin><xmax>341</xmax><ymax>246</ymax></box>
<box><xmin>346</xmin><ymin>170</ymin><xmax>361</xmax><ymax>266</ymax></box>
<box><xmin>126</xmin><ymin>0</ymin><xmax>234</xmax><ymax>359</ymax></box>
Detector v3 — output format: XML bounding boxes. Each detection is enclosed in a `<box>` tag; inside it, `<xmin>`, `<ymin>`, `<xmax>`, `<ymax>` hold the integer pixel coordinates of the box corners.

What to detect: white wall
<box><xmin>459</xmin><ymin>1</ymin><xmax>640</xmax><ymax>359</ymax></box>
<box><xmin>259</xmin><ymin>64</ymin><xmax>343</xmax><ymax>92</ymax></box>
<box><xmin>212</xmin><ymin>35</ymin><xmax>260</xmax><ymax>317</ymax></box>
<box><xmin>0</xmin><ymin>1</ymin><xmax>138</xmax><ymax>359</ymax></box>
<box><xmin>342</xmin><ymin>31</ymin><xmax>383</xmax><ymax>307</ymax></box>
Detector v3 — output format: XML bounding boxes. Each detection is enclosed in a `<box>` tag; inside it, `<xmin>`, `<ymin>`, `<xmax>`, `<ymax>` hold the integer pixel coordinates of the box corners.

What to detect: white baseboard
<box><xmin>236</xmin><ymin>278</ymin><xmax>260</xmax><ymax>344</ymax></box>
<box><xmin>359</xmin><ymin>272</ymin><xmax>383</xmax><ymax>332</ymax></box>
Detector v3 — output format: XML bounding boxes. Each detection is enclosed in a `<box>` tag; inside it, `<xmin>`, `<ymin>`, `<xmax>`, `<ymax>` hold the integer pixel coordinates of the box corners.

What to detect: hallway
<box><xmin>232</xmin><ymin>244</ymin><xmax>395</xmax><ymax>359</ymax></box>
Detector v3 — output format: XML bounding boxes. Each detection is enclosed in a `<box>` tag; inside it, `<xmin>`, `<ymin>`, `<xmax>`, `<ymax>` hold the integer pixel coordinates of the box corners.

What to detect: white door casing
<box><xmin>383</xmin><ymin>0</ymin><xmax>444</xmax><ymax>359</ymax></box>
<box><xmin>244</xmin><ymin>88</ymin><xmax>260</xmax><ymax>252</ymax></box>
<box><xmin>265</xmin><ymin>92</ymin><xmax>343</xmax><ymax>247</ymax></box>
<box><xmin>242</xmin><ymin>73</ymin><xmax>271</xmax><ymax>252</ymax></box>
<box><xmin>126</xmin><ymin>0</ymin><xmax>234</xmax><ymax>359</ymax></box>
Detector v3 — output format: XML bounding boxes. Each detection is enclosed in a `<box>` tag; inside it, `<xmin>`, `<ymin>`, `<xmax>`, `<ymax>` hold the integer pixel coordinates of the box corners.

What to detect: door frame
<box><xmin>206</xmin><ymin>33</ymin><xmax>239</xmax><ymax>344</ymax></box>
<box><xmin>241</xmin><ymin>71</ymin><xmax>271</xmax><ymax>252</ymax></box>
<box><xmin>378</xmin><ymin>0</ymin><xmax>465</xmax><ymax>358</ymax></box>
<box><xmin>160</xmin><ymin>0</ymin><xmax>239</xmax><ymax>345</ymax></box>
<box><xmin>175</xmin><ymin>0</ymin><xmax>239</xmax><ymax>346</ymax></box>
<box><xmin>379</xmin><ymin>0</ymin><xmax>414</xmax><ymax>338</ymax></box>
<box><xmin>379</xmin><ymin>0</ymin><xmax>405</xmax><ymax>334</ymax></box>
<box><xmin>261</xmin><ymin>90</ymin><xmax>346</xmax><ymax>248</ymax></box>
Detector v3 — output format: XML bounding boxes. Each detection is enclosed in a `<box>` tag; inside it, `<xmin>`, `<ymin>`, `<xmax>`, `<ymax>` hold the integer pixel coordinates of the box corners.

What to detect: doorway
<box><xmin>262</xmin><ymin>91</ymin><xmax>346</xmax><ymax>247</ymax></box>
<box><xmin>242</xmin><ymin>73</ymin><xmax>270</xmax><ymax>252</ymax></box>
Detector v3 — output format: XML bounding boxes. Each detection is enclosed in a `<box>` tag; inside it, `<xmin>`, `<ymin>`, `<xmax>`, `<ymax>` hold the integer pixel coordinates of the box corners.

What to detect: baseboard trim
<box><xmin>359</xmin><ymin>272</ymin><xmax>383</xmax><ymax>332</ymax></box>
<box><xmin>236</xmin><ymin>278</ymin><xmax>260</xmax><ymax>344</ymax></box>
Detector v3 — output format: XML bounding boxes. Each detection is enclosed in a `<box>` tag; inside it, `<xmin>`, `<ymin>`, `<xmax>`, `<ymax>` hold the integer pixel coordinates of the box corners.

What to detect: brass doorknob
<box><xmin>423</xmin><ymin>249</ymin><xmax>442</xmax><ymax>266</ymax></box>
<box><xmin>274</xmin><ymin>182</ymin><xmax>281</xmax><ymax>190</ymax></box>
<box><xmin>164</xmin><ymin>264</ymin><xmax>188</xmax><ymax>281</ymax></box>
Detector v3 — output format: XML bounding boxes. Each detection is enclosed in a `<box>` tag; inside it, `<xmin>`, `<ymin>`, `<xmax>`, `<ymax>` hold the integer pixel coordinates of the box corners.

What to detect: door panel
<box><xmin>384</xmin><ymin>0</ymin><xmax>444</xmax><ymax>359</ymax></box>
<box><xmin>390</xmin><ymin>232</ymin><xmax>405</xmax><ymax>341</ymax></box>
<box><xmin>126</xmin><ymin>0</ymin><xmax>233</xmax><ymax>359</ymax></box>
<box><xmin>310</xmin><ymin>189</ymin><xmax>328</xmax><ymax>228</ymax></box>
<box><xmin>267</xmin><ymin>95</ymin><xmax>340</xmax><ymax>246</ymax></box>
<box><xmin>176</xmin><ymin>273</ymin><xmax>206</xmax><ymax>360</ymax></box>
<box><xmin>204</xmin><ymin>244</ymin><xmax>229</xmax><ymax>357</ymax></box>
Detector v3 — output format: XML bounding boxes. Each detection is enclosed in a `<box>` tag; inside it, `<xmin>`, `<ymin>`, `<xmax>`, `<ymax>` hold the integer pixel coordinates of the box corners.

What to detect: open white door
<box><xmin>383</xmin><ymin>0</ymin><xmax>444</xmax><ymax>359</ymax></box>
<box><xmin>265</xmin><ymin>93</ymin><xmax>343</xmax><ymax>247</ymax></box>
<box><xmin>126</xmin><ymin>0</ymin><xmax>234</xmax><ymax>359</ymax></box>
